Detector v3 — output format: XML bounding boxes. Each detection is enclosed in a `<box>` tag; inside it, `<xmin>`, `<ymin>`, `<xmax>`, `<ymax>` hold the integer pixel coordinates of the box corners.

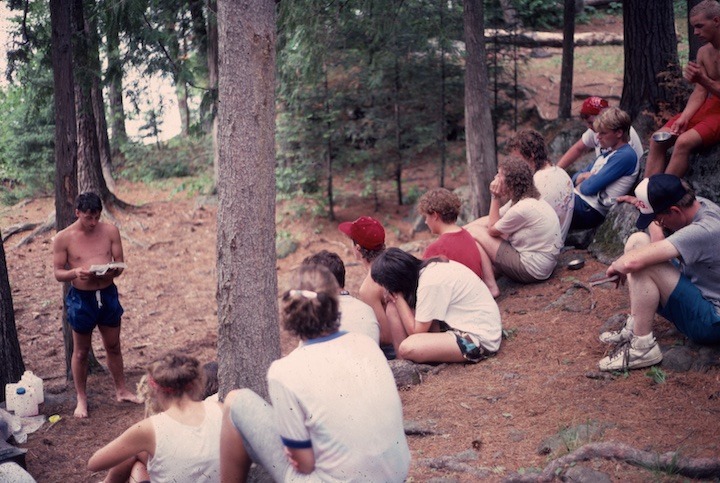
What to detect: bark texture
<box><xmin>0</xmin><ymin>229</ymin><xmax>24</xmax><ymax>402</ymax></box>
<box><xmin>50</xmin><ymin>0</ymin><xmax>78</xmax><ymax>378</ymax></box>
<box><xmin>464</xmin><ymin>0</ymin><xmax>496</xmax><ymax>218</ymax></box>
<box><xmin>216</xmin><ymin>0</ymin><xmax>280</xmax><ymax>400</ymax></box>
<box><xmin>621</xmin><ymin>0</ymin><xmax>680</xmax><ymax>120</ymax></box>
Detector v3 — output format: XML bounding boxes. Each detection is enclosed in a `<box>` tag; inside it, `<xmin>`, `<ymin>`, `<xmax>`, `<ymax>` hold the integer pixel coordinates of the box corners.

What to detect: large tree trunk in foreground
<box><xmin>51</xmin><ymin>0</ymin><xmax>79</xmax><ymax>379</ymax></box>
<box><xmin>216</xmin><ymin>0</ymin><xmax>280</xmax><ymax>401</ymax></box>
<box><xmin>0</xmin><ymin>230</ymin><xmax>24</xmax><ymax>401</ymax></box>
<box><xmin>621</xmin><ymin>0</ymin><xmax>680</xmax><ymax>121</ymax></box>
<box><xmin>464</xmin><ymin>0</ymin><xmax>496</xmax><ymax>218</ymax></box>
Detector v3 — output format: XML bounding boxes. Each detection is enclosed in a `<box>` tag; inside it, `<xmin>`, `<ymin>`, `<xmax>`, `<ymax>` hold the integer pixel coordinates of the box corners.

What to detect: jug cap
<box><xmin>16</xmin><ymin>387</ymin><xmax>26</xmax><ymax>395</ymax></box>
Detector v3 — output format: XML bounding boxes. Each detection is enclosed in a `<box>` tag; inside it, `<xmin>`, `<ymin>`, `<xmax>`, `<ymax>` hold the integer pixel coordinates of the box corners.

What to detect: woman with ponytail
<box><xmin>221</xmin><ymin>264</ymin><xmax>410</xmax><ymax>482</ymax></box>
<box><xmin>88</xmin><ymin>353</ymin><xmax>222</xmax><ymax>482</ymax></box>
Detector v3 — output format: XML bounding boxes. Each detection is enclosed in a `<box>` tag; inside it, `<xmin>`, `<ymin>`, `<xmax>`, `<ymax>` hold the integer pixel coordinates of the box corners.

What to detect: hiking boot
<box><xmin>599</xmin><ymin>316</ymin><xmax>634</xmax><ymax>344</ymax></box>
<box><xmin>598</xmin><ymin>336</ymin><xmax>663</xmax><ymax>372</ymax></box>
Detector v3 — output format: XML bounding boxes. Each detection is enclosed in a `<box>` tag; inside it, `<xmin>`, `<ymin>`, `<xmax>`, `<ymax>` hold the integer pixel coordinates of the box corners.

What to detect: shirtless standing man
<box><xmin>53</xmin><ymin>192</ymin><xmax>139</xmax><ymax>417</ymax></box>
<box><xmin>645</xmin><ymin>0</ymin><xmax>720</xmax><ymax>178</ymax></box>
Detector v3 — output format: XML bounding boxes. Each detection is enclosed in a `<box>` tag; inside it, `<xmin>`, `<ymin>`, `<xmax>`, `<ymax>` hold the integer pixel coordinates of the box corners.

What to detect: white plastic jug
<box><xmin>20</xmin><ymin>371</ymin><xmax>43</xmax><ymax>405</ymax></box>
<box><xmin>4</xmin><ymin>383</ymin><xmax>19</xmax><ymax>412</ymax></box>
<box><xmin>11</xmin><ymin>387</ymin><xmax>38</xmax><ymax>417</ymax></box>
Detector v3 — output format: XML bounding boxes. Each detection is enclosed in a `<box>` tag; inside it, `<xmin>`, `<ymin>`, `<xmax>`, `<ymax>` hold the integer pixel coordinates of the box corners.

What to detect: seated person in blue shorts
<box><xmin>52</xmin><ymin>192</ymin><xmax>140</xmax><ymax>418</ymax></box>
<box><xmin>598</xmin><ymin>174</ymin><xmax>720</xmax><ymax>371</ymax></box>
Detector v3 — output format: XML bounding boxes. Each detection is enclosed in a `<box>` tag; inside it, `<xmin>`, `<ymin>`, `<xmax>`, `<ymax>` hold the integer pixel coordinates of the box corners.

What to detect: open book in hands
<box><xmin>89</xmin><ymin>262</ymin><xmax>127</xmax><ymax>276</ymax></box>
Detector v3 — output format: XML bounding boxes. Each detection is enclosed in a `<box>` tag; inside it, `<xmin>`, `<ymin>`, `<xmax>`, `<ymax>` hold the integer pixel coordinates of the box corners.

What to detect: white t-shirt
<box><xmin>494</xmin><ymin>198</ymin><xmax>563</xmax><ymax>280</ymax></box>
<box><xmin>415</xmin><ymin>260</ymin><xmax>502</xmax><ymax>352</ymax></box>
<box><xmin>533</xmin><ymin>166</ymin><xmax>574</xmax><ymax>241</ymax></box>
<box><xmin>339</xmin><ymin>294</ymin><xmax>380</xmax><ymax>343</ymax></box>
<box><xmin>268</xmin><ymin>331</ymin><xmax>410</xmax><ymax>483</ymax></box>
<box><xmin>147</xmin><ymin>400</ymin><xmax>222</xmax><ymax>483</ymax></box>
<box><xmin>581</xmin><ymin>126</ymin><xmax>644</xmax><ymax>161</ymax></box>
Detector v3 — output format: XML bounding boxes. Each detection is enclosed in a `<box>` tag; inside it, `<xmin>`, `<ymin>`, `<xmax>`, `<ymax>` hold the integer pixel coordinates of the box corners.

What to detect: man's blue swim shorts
<box><xmin>65</xmin><ymin>284</ymin><xmax>124</xmax><ymax>334</ymax></box>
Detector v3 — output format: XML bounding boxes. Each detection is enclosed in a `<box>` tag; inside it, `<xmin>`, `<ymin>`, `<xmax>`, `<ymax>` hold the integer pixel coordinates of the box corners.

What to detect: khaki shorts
<box><xmin>495</xmin><ymin>240</ymin><xmax>538</xmax><ymax>284</ymax></box>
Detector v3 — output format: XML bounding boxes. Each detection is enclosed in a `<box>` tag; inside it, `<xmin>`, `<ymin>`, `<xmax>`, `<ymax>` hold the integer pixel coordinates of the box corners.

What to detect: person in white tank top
<box><xmin>88</xmin><ymin>353</ymin><xmax>222</xmax><ymax>482</ymax></box>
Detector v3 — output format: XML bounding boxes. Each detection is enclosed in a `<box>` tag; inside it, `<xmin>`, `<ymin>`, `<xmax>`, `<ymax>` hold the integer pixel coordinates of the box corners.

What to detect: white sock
<box><xmin>633</xmin><ymin>333</ymin><xmax>655</xmax><ymax>347</ymax></box>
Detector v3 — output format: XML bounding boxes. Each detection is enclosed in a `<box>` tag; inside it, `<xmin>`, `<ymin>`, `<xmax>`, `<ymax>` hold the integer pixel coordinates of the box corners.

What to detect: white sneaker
<box><xmin>598</xmin><ymin>336</ymin><xmax>663</xmax><ymax>372</ymax></box>
<box><xmin>599</xmin><ymin>315</ymin><xmax>634</xmax><ymax>344</ymax></box>
<box><xmin>599</xmin><ymin>327</ymin><xmax>632</xmax><ymax>344</ymax></box>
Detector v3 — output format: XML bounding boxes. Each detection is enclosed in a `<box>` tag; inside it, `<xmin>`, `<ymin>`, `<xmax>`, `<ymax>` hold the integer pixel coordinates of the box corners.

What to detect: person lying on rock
<box><xmin>599</xmin><ymin>174</ymin><xmax>720</xmax><ymax>371</ymax></box>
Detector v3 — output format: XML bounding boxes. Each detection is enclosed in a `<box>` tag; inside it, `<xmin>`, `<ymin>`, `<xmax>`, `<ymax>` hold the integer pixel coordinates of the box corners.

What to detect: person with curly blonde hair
<box><xmin>466</xmin><ymin>157</ymin><xmax>563</xmax><ymax>296</ymax></box>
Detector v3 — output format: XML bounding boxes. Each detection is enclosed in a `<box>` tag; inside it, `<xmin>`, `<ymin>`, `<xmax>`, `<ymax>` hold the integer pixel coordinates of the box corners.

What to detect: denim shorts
<box><xmin>66</xmin><ymin>284</ymin><xmax>124</xmax><ymax>334</ymax></box>
<box><xmin>658</xmin><ymin>273</ymin><xmax>720</xmax><ymax>344</ymax></box>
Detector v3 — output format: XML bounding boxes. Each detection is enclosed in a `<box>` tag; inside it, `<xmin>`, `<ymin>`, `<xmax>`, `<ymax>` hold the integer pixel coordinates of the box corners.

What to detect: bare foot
<box><xmin>116</xmin><ymin>388</ymin><xmax>142</xmax><ymax>404</ymax></box>
<box><xmin>74</xmin><ymin>398</ymin><xmax>88</xmax><ymax>418</ymax></box>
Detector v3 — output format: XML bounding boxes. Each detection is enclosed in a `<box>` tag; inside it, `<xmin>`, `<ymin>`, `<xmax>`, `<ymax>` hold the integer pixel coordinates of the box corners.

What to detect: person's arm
<box><xmin>359</xmin><ymin>279</ymin><xmax>390</xmax><ymax>344</ymax></box>
<box><xmin>486</xmin><ymin>197</ymin><xmax>505</xmax><ymax>238</ymax></box>
<box><xmin>557</xmin><ymin>139</ymin><xmax>591</xmax><ymax>170</ymax></box>
<box><xmin>606</xmin><ymin>239</ymin><xmax>679</xmax><ymax>279</ymax></box>
<box><xmin>87</xmin><ymin>420</ymin><xmax>154</xmax><ymax>472</ymax></box>
<box><xmin>577</xmin><ymin>148</ymin><xmax>636</xmax><ymax>196</ymax></box>
<box><xmin>684</xmin><ymin>47</ymin><xmax>720</xmax><ymax>104</ymax></box>
<box><xmin>285</xmin><ymin>448</ymin><xmax>315</xmax><ymax>474</ymax></box>
<box><xmin>104</xmin><ymin>225</ymin><xmax>125</xmax><ymax>279</ymax></box>
<box><xmin>52</xmin><ymin>233</ymin><xmax>90</xmax><ymax>283</ymax></box>
<box><xmin>387</xmin><ymin>293</ymin><xmax>431</xmax><ymax>335</ymax></box>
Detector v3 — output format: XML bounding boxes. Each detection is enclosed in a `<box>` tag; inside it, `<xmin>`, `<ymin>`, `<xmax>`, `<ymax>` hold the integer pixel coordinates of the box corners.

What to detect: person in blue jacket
<box><xmin>570</xmin><ymin>107</ymin><xmax>640</xmax><ymax>230</ymax></box>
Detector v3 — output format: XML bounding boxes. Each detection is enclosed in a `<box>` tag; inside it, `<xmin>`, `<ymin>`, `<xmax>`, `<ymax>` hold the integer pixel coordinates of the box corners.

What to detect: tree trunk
<box><xmin>438</xmin><ymin>0</ymin><xmax>447</xmax><ymax>188</ymax></box>
<box><xmin>87</xmin><ymin>11</ymin><xmax>116</xmax><ymax>193</ymax></box>
<box><xmin>324</xmin><ymin>65</ymin><xmax>335</xmax><ymax>221</ymax></box>
<box><xmin>168</xmin><ymin>21</ymin><xmax>191</xmax><ymax>137</ymax></box>
<box><xmin>558</xmin><ymin>0</ymin><xmax>575</xmax><ymax>119</ymax></box>
<box><xmin>50</xmin><ymin>0</ymin><xmax>78</xmax><ymax>379</ymax></box>
<box><xmin>207</xmin><ymin>0</ymin><xmax>220</xmax><ymax>189</ymax></box>
<box><xmin>106</xmin><ymin>15</ymin><xmax>127</xmax><ymax>155</ymax></box>
<box><xmin>0</xmin><ymin>228</ymin><xmax>25</xmax><ymax>401</ymax></box>
<box><xmin>688</xmin><ymin>0</ymin><xmax>703</xmax><ymax>62</ymax></box>
<box><xmin>216</xmin><ymin>0</ymin><xmax>280</xmax><ymax>400</ymax></box>
<box><xmin>394</xmin><ymin>53</ymin><xmax>403</xmax><ymax>206</ymax></box>
<box><xmin>464</xmin><ymin>0</ymin><xmax>496</xmax><ymax>218</ymax></box>
<box><xmin>620</xmin><ymin>0</ymin><xmax>680</xmax><ymax>121</ymax></box>
<box><xmin>72</xmin><ymin>0</ymin><xmax>110</xmax><ymax>199</ymax></box>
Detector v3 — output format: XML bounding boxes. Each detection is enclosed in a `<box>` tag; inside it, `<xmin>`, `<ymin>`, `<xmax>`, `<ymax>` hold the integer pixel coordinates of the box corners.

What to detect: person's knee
<box><xmin>72</xmin><ymin>345</ymin><xmax>90</xmax><ymax>360</ymax></box>
<box><xmin>397</xmin><ymin>339</ymin><xmax>420</xmax><ymax>361</ymax></box>
<box><xmin>625</xmin><ymin>232</ymin><xmax>650</xmax><ymax>253</ymax></box>
<box><xmin>103</xmin><ymin>339</ymin><xmax>122</xmax><ymax>356</ymax></box>
<box><xmin>674</xmin><ymin>132</ymin><xmax>701</xmax><ymax>153</ymax></box>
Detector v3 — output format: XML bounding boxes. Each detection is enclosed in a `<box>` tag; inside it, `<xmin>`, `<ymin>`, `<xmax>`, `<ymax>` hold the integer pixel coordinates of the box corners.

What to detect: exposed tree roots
<box><xmin>13</xmin><ymin>212</ymin><xmax>56</xmax><ymax>249</ymax></box>
<box><xmin>2</xmin><ymin>222</ymin><xmax>40</xmax><ymax>242</ymax></box>
<box><xmin>504</xmin><ymin>442</ymin><xmax>720</xmax><ymax>482</ymax></box>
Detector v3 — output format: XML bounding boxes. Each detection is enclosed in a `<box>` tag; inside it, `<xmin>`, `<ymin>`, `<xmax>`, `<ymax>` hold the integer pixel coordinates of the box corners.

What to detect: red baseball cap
<box><xmin>338</xmin><ymin>216</ymin><xmax>385</xmax><ymax>250</ymax></box>
<box><xmin>580</xmin><ymin>96</ymin><xmax>609</xmax><ymax>116</ymax></box>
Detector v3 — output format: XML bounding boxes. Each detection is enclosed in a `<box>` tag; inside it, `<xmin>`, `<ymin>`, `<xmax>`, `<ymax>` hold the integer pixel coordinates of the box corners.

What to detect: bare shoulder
<box><xmin>53</xmin><ymin>223</ymin><xmax>75</xmax><ymax>248</ymax></box>
<box><xmin>359</xmin><ymin>273</ymin><xmax>383</xmax><ymax>299</ymax></box>
<box><xmin>100</xmin><ymin>221</ymin><xmax>121</xmax><ymax>239</ymax></box>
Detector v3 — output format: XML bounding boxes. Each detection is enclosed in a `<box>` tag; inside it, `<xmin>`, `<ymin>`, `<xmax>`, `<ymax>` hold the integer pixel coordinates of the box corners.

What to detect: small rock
<box><xmin>661</xmin><ymin>346</ymin><xmax>694</xmax><ymax>372</ymax></box>
<box><xmin>562</xmin><ymin>465</ymin><xmax>612</xmax><ymax>483</ymax></box>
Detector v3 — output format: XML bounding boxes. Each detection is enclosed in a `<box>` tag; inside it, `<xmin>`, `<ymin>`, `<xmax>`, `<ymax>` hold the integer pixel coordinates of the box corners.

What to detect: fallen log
<box><xmin>484</xmin><ymin>29</ymin><xmax>623</xmax><ymax>48</ymax></box>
